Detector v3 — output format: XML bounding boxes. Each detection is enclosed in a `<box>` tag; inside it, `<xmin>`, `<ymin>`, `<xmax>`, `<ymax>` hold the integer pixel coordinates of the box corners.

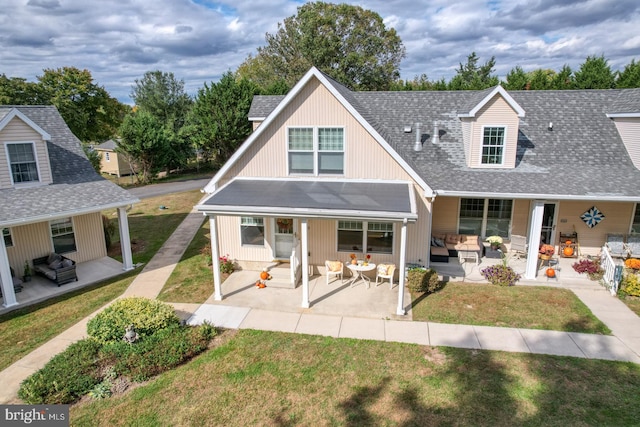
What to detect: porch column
<box><xmin>301</xmin><ymin>218</ymin><xmax>310</xmax><ymax>308</ymax></box>
<box><xmin>396</xmin><ymin>219</ymin><xmax>408</xmax><ymax>315</ymax></box>
<box><xmin>525</xmin><ymin>201</ymin><xmax>545</xmax><ymax>280</ymax></box>
<box><xmin>0</xmin><ymin>229</ymin><xmax>18</xmax><ymax>307</ymax></box>
<box><xmin>117</xmin><ymin>207</ymin><xmax>134</xmax><ymax>271</ymax></box>
<box><xmin>209</xmin><ymin>216</ymin><xmax>222</xmax><ymax>301</ymax></box>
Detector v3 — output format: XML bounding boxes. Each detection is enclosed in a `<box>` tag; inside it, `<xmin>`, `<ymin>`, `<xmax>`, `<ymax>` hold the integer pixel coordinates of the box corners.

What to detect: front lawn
<box><xmin>412</xmin><ymin>282</ymin><xmax>611</xmax><ymax>334</ymax></box>
<box><xmin>70</xmin><ymin>329</ymin><xmax>640</xmax><ymax>426</ymax></box>
<box><xmin>620</xmin><ymin>295</ymin><xmax>640</xmax><ymax>317</ymax></box>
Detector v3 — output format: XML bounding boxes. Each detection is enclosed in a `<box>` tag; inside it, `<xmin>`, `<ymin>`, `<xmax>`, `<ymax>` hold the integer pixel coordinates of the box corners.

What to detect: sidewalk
<box><xmin>1</xmin><ymin>209</ymin><xmax>640</xmax><ymax>404</ymax></box>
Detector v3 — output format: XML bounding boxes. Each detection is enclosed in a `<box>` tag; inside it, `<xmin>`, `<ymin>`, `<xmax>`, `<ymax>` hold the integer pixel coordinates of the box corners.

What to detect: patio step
<box><xmin>264</xmin><ymin>263</ymin><xmax>296</xmax><ymax>289</ymax></box>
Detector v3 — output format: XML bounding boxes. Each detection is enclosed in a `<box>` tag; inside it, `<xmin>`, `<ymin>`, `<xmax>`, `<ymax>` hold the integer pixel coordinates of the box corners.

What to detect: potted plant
<box><xmin>23</xmin><ymin>261</ymin><xmax>32</xmax><ymax>282</ymax></box>
<box><xmin>486</xmin><ymin>236</ymin><xmax>503</xmax><ymax>250</ymax></box>
<box><xmin>539</xmin><ymin>244</ymin><xmax>555</xmax><ymax>260</ymax></box>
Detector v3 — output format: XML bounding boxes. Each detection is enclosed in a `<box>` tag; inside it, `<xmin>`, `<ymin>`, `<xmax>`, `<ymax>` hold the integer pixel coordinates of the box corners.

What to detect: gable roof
<box><xmin>0</xmin><ymin>106</ymin><xmax>138</xmax><ymax>227</ymax></box>
<box><xmin>243</xmin><ymin>76</ymin><xmax>640</xmax><ymax>201</ymax></box>
<box><xmin>204</xmin><ymin>67</ymin><xmax>434</xmax><ymax>196</ymax></box>
<box><xmin>95</xmin><ymin>139</ymin><xmax>118</xmax><ymax>151</ymax></box>
<box><xmin>0</xmin><ymin>107</ymin><xmax>51</xmax><ymax>140</ymax></box>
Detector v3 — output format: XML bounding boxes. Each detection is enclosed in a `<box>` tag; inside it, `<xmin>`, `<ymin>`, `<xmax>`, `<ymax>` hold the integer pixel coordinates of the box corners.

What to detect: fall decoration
<box><xmin>546</xmin><ymin>268</ymin><xmax>556</xmax><ymax>278</ymax></box>
<box><xmin>539</xmin><ymin>244</ymin><xmax>555</xmax><ymax>256</ymax></box>
<box><xmin>563</xmin><ymin>246</ymin><xmax>574</xmax><ymax>257</ymax></box>
<box><xmin>260</xmin><ymin>269</ymin><xmax>269</xmax><ymax>280</ymax></box>
<box><xmin>625</xmin><ymin>258</ymin><xmax>640</xmax><ymax>271</ymax></box>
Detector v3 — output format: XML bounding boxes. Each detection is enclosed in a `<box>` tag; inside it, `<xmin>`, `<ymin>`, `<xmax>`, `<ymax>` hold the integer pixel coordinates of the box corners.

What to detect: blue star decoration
<box><xmin>581</xmin><ymin>206</ymin><xmax>605</xmax><ymax>228</ymax></box>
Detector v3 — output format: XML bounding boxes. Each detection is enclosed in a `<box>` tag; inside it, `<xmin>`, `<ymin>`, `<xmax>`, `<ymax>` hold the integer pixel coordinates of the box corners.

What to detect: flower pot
<box><xmin>351</xmin><ymin>259</ymin><xmax>357</xmax><ymax>265</ymax></box>
<box><xmin>539</xmin><ymin>254</ymin><xmax>550</xmax><ymax>261</ymax></box>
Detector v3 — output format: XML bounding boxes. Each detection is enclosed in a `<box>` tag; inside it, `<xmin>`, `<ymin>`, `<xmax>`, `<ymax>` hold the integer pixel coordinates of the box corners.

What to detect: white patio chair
<box><xmin>325</xmin><ymin>260</ymin><xmax>344</xmax><ymax>285</ymax></box>
<box><xmin>605</xmin><ymin>234</ymin><xmax>627</xmax><ymax>258</ymax></box>
<box><xmin>375</xmin><ymin>264</ymin><xmax>396</xmax><ymax>289</ymax></box>
<box><xmin>510</xmin><ymin>235</ymin><xmax>528</xmax><ymax>259</ymax></box>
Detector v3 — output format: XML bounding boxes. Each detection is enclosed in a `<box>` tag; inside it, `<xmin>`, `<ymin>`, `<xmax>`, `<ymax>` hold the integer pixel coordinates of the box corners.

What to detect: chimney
<box><xmin>413</xmin><ymin>122</ymin><xmax>422</xmax><ymax>151</ymax></box>
<box><xmin>432</xmin><ymin>123</ymin><xmax>439</xmax><ymax>144</ymax></box>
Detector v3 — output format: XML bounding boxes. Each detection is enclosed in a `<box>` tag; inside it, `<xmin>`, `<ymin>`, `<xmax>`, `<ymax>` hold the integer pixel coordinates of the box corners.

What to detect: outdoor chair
<box><xmin>375</xmin><ymin>264</ymin><xmax>396</xmax><ymax>289</ymax></box>
<box><xmin>325</xmin><ymin>260</ymin><xmax>344</xmax><ymax>285</ymax></box>
<box><xmin>510</xmin><ymin>235</ymin><xmax>528</xmax><ymax>259</ymax></box>
<box><xmin>625</xmin><ymin>234</ymin><xmax>640</xmax><ymax>258</ymax></box>
<box><xmin>605</xmin><ymin>234</ymin><xmax>627</xmax><ymax>258</ymax></box>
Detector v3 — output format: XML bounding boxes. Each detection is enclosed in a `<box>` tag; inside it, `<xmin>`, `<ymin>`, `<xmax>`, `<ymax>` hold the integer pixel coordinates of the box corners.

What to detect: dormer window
<box><xmin>7</xmin><ymin>142</ymin><xmax>39</xmax><ymax>184</ymax></box>
<box><xmin>481</xmin><ymin>127</ymin><xmax>505</xmax><ymax>165</ymax></box>
<box><xmin>288</xmin><ymin>127</ymin><xmax>344</xmax><ymax>175</ymax></box>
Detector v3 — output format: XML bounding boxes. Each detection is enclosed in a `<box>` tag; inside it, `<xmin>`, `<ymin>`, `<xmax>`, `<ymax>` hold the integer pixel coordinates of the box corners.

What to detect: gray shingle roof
<box><xmin>95</xmin><ymin>139</ymin><xmax>117</xmax><ymax>150</ymax></box>
<box><xmin>0</xmin><ymin>106</ymin><xmax>139</xmax><ymax>226</ymax></box>
<box><xmin>250</xmin><ymin>85</ymin><xmax>640</xmax><ymax>200</ymax></box>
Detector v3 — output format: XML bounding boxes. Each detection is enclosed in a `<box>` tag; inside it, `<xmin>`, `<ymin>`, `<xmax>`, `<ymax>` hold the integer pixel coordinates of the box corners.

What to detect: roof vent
<box><xmin>413</xmin><ymin>123</ymin><xmax>422</xmax><ymax>151</ymax></box>
<box><xmin>432</xmin><ymin>123</ymin><xmax>439</xmax><ymax>144</ymax></box>
<box><xmin>404</xmin><ymin>125</ymin><xmax>412</xmax><ymax>133</ymax></box>
<box><xmin>548</xmin><ymin>122</ymin><xmax>553</xmax><ymax>131</ymax></box>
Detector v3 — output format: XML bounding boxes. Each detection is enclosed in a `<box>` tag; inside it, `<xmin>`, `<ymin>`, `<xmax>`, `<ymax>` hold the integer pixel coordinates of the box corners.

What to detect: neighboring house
<box><xmin>0</xmin><ymin>106</ymin><xmax>138</xmax><ymax>308</ymax></box>
<box><xmin>94</xmin><ymin>139</ymin><xmax>137</xmax><ymax>177</ymax></box>
<box><xmin>197</xmin><ymin>67</ymin><xmax>640</xmax><ymax>315</ymax></box>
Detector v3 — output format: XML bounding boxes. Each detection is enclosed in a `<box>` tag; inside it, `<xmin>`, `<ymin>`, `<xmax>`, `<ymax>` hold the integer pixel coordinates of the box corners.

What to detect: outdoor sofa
<box><xmin>32</xmin><ymin>253</ymin><xmax>77</xmax><ymax>286</ymax></box>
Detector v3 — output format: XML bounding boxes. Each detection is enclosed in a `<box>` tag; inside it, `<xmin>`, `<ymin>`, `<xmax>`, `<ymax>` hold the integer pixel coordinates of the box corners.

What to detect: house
<box><xmin>197</xmin><ymin>67</ymin><xmax>640</xmax><ymax>315</ymax></box>
<box><xmin>94</xmin><ymin>139</ymin><xmax>137</xmax><ymax>177</ymax></box>
<box><xmin>0</xmin><ymin>106</ymin><xmax>138</xmax><ymax>308</ymax></box>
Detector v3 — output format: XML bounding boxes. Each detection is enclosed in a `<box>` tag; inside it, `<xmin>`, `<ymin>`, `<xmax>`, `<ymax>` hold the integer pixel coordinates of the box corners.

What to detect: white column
<box><xmin>396</xmin><ymin>219</ymin><xmax>408</xmax><ymax>315</ymax></box>
<box><xmin>525</xmin><ymin>201</ymin><xmax>545</xmax><ymax>280</ymax></box>
<box><xmin>117</xmin><ymin>207</ymin><xmax>134</xmax><ymax>271</ymax></box>
<box><xmin>301</xmin><ymin>218</ymin><xmax>310</xmax><ymax>308</ymax></box>
<box><xmin>209</xmin><ymin>216</ymin><xmax>222</xmax><ymax>301</ymax></box>
<box><xmin>0</xmin><ymin>229</ymin><xmax>18</xmax><ymax>307</ymax></box>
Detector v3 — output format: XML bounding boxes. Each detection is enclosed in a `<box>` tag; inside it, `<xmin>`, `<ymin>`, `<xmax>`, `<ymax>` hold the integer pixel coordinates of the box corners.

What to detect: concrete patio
<box><xmin>0</xmin><ymin>257</ymin><xmax>129</xmax><ymax>315</ymax></box>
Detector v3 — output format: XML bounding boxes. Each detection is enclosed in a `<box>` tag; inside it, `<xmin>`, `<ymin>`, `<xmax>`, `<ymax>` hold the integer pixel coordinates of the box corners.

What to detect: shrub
<box><xmin>219</xmin><ymin>254</ymin><xmax>234</xmax><ymax>274</ymax></box>
<box><xmin>572</xmin><ymin>258</ymin><xmax>604</xmax><ymax>281</ymax></box>
<box><xmin>621</xmin><ymin>272</ymin><xmax>640</xmax><ymax>297</ymax></box>
<box><xmin>87</xmin><ymin>297</ymin><xmax>180</xmax><ymax>344</ymax></box>
<box><xmin>481</xmin><ymin>265</ymin><xmax>521</xmax><ymax>286</ymax></box>
<box><xmin>407</xmin><ymin>268</ymin><xmax>441</xmax><ymax>293</ymax></box>
<box><xmin>101</xmin><ymin>323</ymin><xmax>216</xmax><ymax>382</ymax></box>
<box><xmin>18</xmin><ymin>339</ymin><xmax>102</xmax><ymax>404</ymax></box>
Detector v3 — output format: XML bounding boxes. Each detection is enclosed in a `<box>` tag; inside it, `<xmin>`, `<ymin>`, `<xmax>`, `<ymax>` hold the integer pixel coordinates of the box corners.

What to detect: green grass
<box><xmin>412</xmin><ymin>282</ymin><xmax>611</xmax><ymax>334</ymax></box>
<box><xmin>620</xmin><ymin>295</ymin><xmax>640</xmax><ymax>317</ymax></box>
<box><xmin>69</xmin><ymin>329</ymin><xmax>640</xmax><ymax>426</ymax></box>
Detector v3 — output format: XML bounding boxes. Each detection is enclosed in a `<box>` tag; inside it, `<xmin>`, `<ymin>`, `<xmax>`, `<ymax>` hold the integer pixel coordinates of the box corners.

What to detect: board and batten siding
<box><xmin>612</xmin><ymin>117</ymin><xmax>640</xmax><ymax>169</ymax></box>
<box><xmin>220</xmin><ymin>77</ymin><xmax>415</xmax><ymax>186</ymax></box>
<box><xmin>6</xmin><ymin>212</ymin><xmax>107</xmax><ymax>274</ymax></box>
<box><xmin>0</xmin><ymin>117</ymin><xmax>53</xmax><ymax>189</ymax></box>
<box><xmin>468</xmin><ymin>95</ymin><xmax>520</xmax><ymax>169</ymax></box>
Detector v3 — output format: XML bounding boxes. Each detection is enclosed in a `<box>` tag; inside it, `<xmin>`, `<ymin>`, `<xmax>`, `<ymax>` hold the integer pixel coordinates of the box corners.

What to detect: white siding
<box><xmin>0</xmin><ymin>117</ymin><xmax>52</xmax><ymax>189</ymax></box>
<box><xmin>613</xmin><ymin>117</ymin><xmax>640</xmax><ymax>169</ymax></box>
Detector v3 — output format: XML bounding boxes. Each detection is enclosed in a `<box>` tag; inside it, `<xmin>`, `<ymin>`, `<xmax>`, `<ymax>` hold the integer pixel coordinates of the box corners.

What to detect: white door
<box><xmin>274</xmin><ymin>218</ymin><xmax>295</xmax><ymax>259</ymax></box>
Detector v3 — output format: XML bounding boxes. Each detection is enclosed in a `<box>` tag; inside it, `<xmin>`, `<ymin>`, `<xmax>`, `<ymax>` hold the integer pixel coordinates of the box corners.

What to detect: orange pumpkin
<box><xmin>258</xmin><ymin>282</ymin><xmax>266</xmax><ymax>288</ymax></box>
<box><xmin>563</xmin><ymin>246</ymin><xmax>574</xmax><ymax>257</ymax></box>
<box><xmin>565</xmin><ymin>240</ymin><xmax>572</xmax><ymax>245</ymax></box>
<box><xmin>260</xmin><ymin>270</ymin><xmax>269</xmax><ymax>280</ymax></box>
<box><xmin>546</xmin><ymin>268</ymin><xmax>556</xmax><ymax>278</ymax></box>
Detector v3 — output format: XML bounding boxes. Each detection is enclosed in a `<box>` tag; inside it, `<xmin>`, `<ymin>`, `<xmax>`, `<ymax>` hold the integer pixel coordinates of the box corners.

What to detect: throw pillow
<box><xmin>49</xmin><ymin>260</ymin><xmax>63</xmax><ymax>270</ymax></box>
<box><xmin>47</xmin><ymin>253</ymin><xmax>62</xmax><ymax>264</ymax></box>
<box><xmin>434</xmin><ymin>238</ymin><xmax>445</xmax><ymax>247</ymax></box>
<box><xmin>328</xmin><ymin>261</ymin><xmax>342</xmax><ymax>272</ymax></box>
<box><xmin>445</xmin><ymin>234</ymin><xmax>460</xmax><ymax>244</ymax></box>
<box><xmin>62</xmin><ymin>259</ymin><xmax>73</xmax><ymax>268</ymax></box>
<box><xmin>378</xmin><ymin>264</ymin><xmax>389</xmax><ymax>275</ymax></box>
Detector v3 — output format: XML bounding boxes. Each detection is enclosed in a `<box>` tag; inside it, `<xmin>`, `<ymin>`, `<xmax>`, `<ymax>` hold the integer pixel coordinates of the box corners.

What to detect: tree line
<box><xmin>1</xmin><ymin>2</ymin><xmax>639</xmax><ymax>183</ymax></box>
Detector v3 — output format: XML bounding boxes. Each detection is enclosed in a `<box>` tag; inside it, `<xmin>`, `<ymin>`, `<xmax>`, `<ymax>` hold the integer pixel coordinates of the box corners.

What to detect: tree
<box><xmin>550</xmin><ymin>65</ymin><xmax>573</xmax><ymax>89</ymax></box>
<box><xmin>503</xmin><ymin>66</ymin><xmax>529</xmax><ymax>90</ymax></box>
<box><xmin>573</xmin><ymin>55</ymin><xmax>615</xmax><ymax>89</ymax></box>
<box><xmin>184</xmin><ymin>72</ymin><xmax>259</xmax><ymax>167</ymax></box>
<box><xmin>130</xmin><ymin>70</ymin><xmax>192</xmax><ymax>131</ymax></box>
<box><xmin>528</xmin><ymin>69</ymin><xmax>556</xmax><ymax>90</ymax></box>
<box><xmin>237</xmin><ymin>1</ymin><xmax>405</xmax><ymax>91</ymax></box>
<box><xmin>616</xmin><ymin>59</ymin><xmax>640</xmax><ymax>88</ymax></box>
<box><xmin>119</xmin><ymin>111</ymin><xmax>172</xmax><ymax>184</ymax></box>
<box><xmin>37</xmin><ymin>67</ymin><xmax>126</xmax><ymax>143</ymax></box>
<box><xmin>448</xmin><ymin>52</ymin><xmax>499</xmax><ymax>90</ymax></box>
<box><xmin>0</xmin><ymin>75</ymin><xmax>46</xmax><ymax>104</ymax></box>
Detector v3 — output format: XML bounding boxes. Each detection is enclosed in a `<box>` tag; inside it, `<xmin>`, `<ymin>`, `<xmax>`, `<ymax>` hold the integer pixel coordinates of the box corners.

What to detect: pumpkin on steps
<box><xmin>260</xmin><ymin>270</ymin><xmax>269</xmax><ymax>280</ymax></box>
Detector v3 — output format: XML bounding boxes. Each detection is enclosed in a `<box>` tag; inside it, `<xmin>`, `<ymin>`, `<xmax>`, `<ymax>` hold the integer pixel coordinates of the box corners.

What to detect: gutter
<box><xmin>434</xmin><ymin>190</ymin><xmax>640</xmax><ymax>202</ymax></box>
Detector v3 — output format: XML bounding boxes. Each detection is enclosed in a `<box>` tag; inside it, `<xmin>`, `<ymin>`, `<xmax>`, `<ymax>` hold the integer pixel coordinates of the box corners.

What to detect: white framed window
<box><xmin>50</xmin><ymin>217</ymin><xmax>76</xmax><ymax>254</ymax></box>
<box><xmin>6</xmin><ymin>142</ymin><xmax>40</xmax><ymax>184</ymax></box>
<box><xmin>240</xmin><ymin>217</ymin><xmax>265</xmax><ymax>246</ymax></box>
<box><xmin>3</xmin><ymin>228</ymin><xmax>13</xmax><ymax>248</ymax></box>
<box><xmin>287</xmin><ymin>127</ymin><xmax>344</xmax><ymax>175</ymax></box>
<box><xmin>481</xmin><ymin>126</ymin><xmax>505</xmax><ymax>165</ymax></box>
<box><xmin>632</xmin><ymin>203</ymin><xmax>640</xmax><ymax>234</ymax></box>
<box><xmin>459</xmin><ymin>198</ymin><xmax>513</xmax><ymax>238</ymax></box>
<box><xmin>337</xmin><ymin>220</ymin><xmax>393</xmax><ymax>254</ymax></box>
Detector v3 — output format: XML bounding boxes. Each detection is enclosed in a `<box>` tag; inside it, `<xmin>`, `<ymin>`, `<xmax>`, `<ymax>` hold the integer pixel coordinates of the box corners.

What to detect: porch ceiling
<box><xmin>197</xmin><ymin>179</ymin><xmax>418</xmax><ymax>221</ymax></box>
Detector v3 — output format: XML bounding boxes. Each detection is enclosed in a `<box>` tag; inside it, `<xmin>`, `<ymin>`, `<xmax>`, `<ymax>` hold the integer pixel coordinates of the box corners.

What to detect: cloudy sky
<box><xmin>1</xmin><ymin>0</ymin><xmax>639</xmax><ymax>103</ymax></box>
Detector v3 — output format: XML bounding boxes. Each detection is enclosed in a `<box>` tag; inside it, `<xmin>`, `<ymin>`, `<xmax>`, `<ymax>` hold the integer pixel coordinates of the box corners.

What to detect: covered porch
<box><xmin>0</xmin><ymin>257</ymin><xmax>128</xmax><ymax>315</ymax></box>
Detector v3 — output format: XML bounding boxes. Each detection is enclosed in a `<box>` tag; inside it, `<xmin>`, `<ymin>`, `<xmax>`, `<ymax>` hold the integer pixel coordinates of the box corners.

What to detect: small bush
<box><xmin>18</xmin><ymin>339</ymin><xmax>102</xmax><ymax>404</ymax></box>
<box><xmin>101</xmin><ymin>323</ymin><xmax>216</xmax><ymax>382</ymax></box>
<box><xmin>621</xmin><ymin>272</ymin><xmax>640</xmax><ymax>297</ymax></box>
<box><xmin>219</xmin><ymin>254</ymin><xmax>234</xmax><ymax>274</ymax></box>
<box><xmin>407</xmin><ymin>268</ymin><xmax>441</xmax><ymax>293</ymax></box>
<box><xmin>481</xmin><ymin>265</ymin><xmax>521</xmax><ymax>286</ymax></box>
<box><xmin>87</xmin><ymin>297</ymin><xmax>180</xmax><ymax>344</ymax></box>
<box><xmin>572</xmin><ymin>258</ymin><xmax>604</xmax><ymax>281</ymax></box>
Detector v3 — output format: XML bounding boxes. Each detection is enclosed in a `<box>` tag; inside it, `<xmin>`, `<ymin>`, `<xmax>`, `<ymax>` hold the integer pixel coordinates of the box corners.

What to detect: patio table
<box><xmin>346</xmin><ymin>263</ymin><xmax>376</xmax><ymax>289</ymax></box>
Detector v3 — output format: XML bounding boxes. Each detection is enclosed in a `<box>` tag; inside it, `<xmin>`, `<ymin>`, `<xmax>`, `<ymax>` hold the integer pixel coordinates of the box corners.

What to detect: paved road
<box><xmin>126</xmin><ymin>178</ymin><xmax>210</xmax><ymax>199</ymax></box>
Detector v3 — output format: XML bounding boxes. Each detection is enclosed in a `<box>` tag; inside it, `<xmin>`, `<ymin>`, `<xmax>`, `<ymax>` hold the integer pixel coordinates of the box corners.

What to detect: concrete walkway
<box><xmin>2</xmin><ymin>210</ymin><xmax>640</xmax><ymax>404</ymax></box>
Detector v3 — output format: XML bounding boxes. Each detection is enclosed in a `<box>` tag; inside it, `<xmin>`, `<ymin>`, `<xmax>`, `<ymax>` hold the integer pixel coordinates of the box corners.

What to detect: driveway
<box><xmin>126</xmin><ymin>178</ymin><xmax>210</xmax><ymax>199</ymax></box>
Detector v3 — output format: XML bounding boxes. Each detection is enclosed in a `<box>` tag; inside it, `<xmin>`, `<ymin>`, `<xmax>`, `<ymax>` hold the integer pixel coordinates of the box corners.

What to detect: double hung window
<box><xmin>7</xmin><ymin>142</ymin><xmax>39</xmax><ymax>184</ymax></box>
<box><xmin>337</xmin><ymin>221</ymin><xmax>393</xmax><ymax>254</ymax></box>
<box><xmin>240</xmin><ymin>217</ymin><xmax>265</xmax><ymax>246</ymax></box>
<box><xmin>3</xmin><ymin>228</ymin><xmax>13</xmax><ymax>248</ymax></box>
<box><xmin>288</xmin><ymin>127</ymin><xmax>344</xmax><ymax>175</ymax></box>
<box><xmin>481</xmin><ymin>127</ymin><xmax>505</xmax><ymax>165</ymax></box>
<box><xmin>50</xmin><ymin>218</ymin><xmax>76</xmax><ymax>254</ymax></box>
<box><xmin>459</xmin><ymin>198</ymin><xmax>513</xmax><ymax>238</ymax></box>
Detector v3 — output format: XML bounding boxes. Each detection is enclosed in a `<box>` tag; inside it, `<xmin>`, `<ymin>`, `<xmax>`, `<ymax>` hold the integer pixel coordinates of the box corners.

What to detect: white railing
<box><xmin>600</xmin><ymin>246</ymin><xmax>620</xmax><ymax>295</ymax></box>
<box><xmin>290</xmin><ymin>237</ymin><xmax>302</xmax><ymax>286</ymax></box>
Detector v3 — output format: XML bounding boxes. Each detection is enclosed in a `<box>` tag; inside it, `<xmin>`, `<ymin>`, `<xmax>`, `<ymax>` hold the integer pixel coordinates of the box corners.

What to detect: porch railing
<box><xmin>290</xmin><ymin>237</ymin><xmax>302</xmax><ymax>286</ymax></box>
<box><xmin>600</xmin><ymin>246</ymin><xmax>623</xmax><ymax>296</ymax></box>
